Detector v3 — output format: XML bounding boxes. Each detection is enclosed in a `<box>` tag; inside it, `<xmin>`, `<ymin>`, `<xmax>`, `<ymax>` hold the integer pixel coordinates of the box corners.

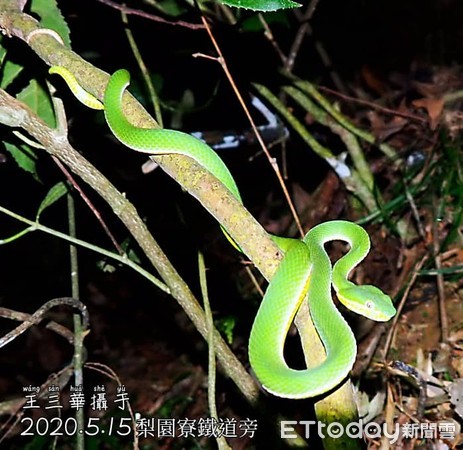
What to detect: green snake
<box><xmin>50</xmin><ymin>67</ymin><xmax>396</xmax><ymax>399</ymax></box>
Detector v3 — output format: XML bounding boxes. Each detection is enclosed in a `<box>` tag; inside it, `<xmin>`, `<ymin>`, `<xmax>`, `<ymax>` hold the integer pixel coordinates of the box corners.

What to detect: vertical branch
<box><xmin>121</xmin><ymin>11</ymin><xmax>164</xmax><ymax>126</ymax></box>
<box><xmin>67</xmin><ymin>194</ymin><xmax>85</xmax><ymax>450</ymax></box>
<box><xmin>432</xmin><ymin>199</ymin><xmax>448</xmax><ymax>343</ymax></box>
<box><xmin>198</xmin><ymin>251</ymin><xmax>231</xmax><ymax>450</ymax></box>
<box><xmin>285</xmin><ymin>0</ymin><xmax>320</xmax><ymax>72</ymax></box>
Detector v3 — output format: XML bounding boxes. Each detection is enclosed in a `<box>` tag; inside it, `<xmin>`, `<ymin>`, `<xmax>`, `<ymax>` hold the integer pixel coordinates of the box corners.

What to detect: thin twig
<box><xmin>432</xmin><ymin>199</ymin><xmax>448</xmax><ymax>343</ymax></box>
<box><xmin>198</xmin><ymin>251</ymin><xmax>231</xmax><ymax>450</ymax></box>
<box><xmin>0</xmin><ymin>297</ymin><xmax>89</xmax><ymax>348</ymax></box>
<box><xmin>52</xmin><ymin>156</ymin><xmax>124</xmax><ymax>254</ymax></box>
<box><xmin>257</xmin><ymin>14</ymin><xmax>287</xmax><ymax>65</ymax></box>
<box><xmin>383</xmin><ymin>254</ymin><xmax>428</xmax><ymax>359</ymax></box>
<box><xmin>0</xmin><ymin>307</ymin><xmax>77</xmax><ymax>343</ymax></box>
<box><xmin>84</xmin><ymin>362</ymin><xmax>140</xmax><ymax>449</ymax></box>
<box><xmin>285</xmin><ymin>0</ymin><xmax>320</xmax><ymax>72</ymax></box>
<box><xmin>0</xmin><ymin>205</ymin><xmax>171</xmax><ymax>295</ymax></box>
<box><xmin>196</xmin><ymin>16</ymin><xmax>305</xmax><ymax>238</ymax></box>
<box><xmin>403</xmin><ymin>178</ymin><xmax>426</xmax><ymax>240</ymax></box>
<box><xmin>292</xmin><ymin>79</ymin><xmax>398</xmax><ymax>160</ymax></box>
<box><xmin>0</xmin><ymin>367</ymin><xmax>74</xmax><ymax>443</ymax></box>
<box><xmin>243</xmin><ymin>264</ymin><xmax>265</xmax><ymax>297</ymax></box>
<box><xmin>318</xmin><ymin>85</ymin><xmax>428</xmax><ymax>124</ymax></box>
<box><xmin>95</xmin><ymin>0</ymin><xmax>205</xmax><ymax>30</ymax></box>
<box><xmin>121</xmin><ymin>10</ymin><xmax>163</xmax><ymax>126</ymax></box>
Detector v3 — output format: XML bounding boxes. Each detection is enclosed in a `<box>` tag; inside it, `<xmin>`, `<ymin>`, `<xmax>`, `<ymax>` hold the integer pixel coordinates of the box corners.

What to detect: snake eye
<box><xmin>366</xmin><ymin>300</ymin><xmax>374</xmax><ymax>309</ymax></box>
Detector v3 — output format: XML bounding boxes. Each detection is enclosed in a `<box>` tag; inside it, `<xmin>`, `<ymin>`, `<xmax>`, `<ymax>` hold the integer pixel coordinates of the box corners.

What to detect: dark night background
<box><xmin>1</xmin><ymin>0</ymin><xmax>463</xmax><ymax>448</ymax></box>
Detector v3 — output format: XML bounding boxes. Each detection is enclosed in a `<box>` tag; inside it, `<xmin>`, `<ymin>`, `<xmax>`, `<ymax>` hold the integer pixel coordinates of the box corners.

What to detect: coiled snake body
<box><xmin>50</xmin><ymin>67</ymin><xmax>396</xmax><ymax>399</ymax></box>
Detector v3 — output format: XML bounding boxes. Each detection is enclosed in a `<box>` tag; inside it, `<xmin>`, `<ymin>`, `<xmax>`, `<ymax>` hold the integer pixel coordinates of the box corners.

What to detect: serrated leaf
<box><xmin>3</xmin><ymin>142</ymin><xmax>40</xmax><ymax>181</ymax></box>
<box><xmin>17</xmin><ymin>79</ymin><xmax>55</xmax><ymax>128</ymax></box>
<box><xmin>36</xmin><ymin>182</ymin><xmax>68</xmax><ymax>220</ymax></box>
<box><xmin>30</xmin><ymin>0</ymin><xmax>71</xmax><ymax>47</ymax></box>
<box><xmin>217</xmin><ymin>0</ymin><xmax>300</xmax><ymax>11</ymax></box>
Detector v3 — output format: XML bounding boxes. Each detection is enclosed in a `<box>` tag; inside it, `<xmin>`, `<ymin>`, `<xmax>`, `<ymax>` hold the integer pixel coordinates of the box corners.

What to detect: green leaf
<box><xmin>216</xmin><ymin>316</ymin><xmax>236</xmax><ymax>344</ymax></box>
<box><xmin>0</xmin><ymin>36</ymin><xmax>6</xmax><ymax>67</ymax></box>
<box><xmin>0</xmin><ymin>38</ymin><xmax>24</xmax><ymax>90</ymax></box>
<box><xmin>17</xmin><ymin>79</ymin><xmax>56</xmax><ymax>128</ymax></box>
<box><xmin>36</xmin><ymin>182</ymin><xmax>68</xmax><ymax>220</ymax></box>
<box><xmin>121</xmin><ymin>237</ymin><xmax>141</xmax><ymax>264</ymax></box>
<box><xmin>217</xmin><ymin>0</ymin><xmax>300</xmax><ymax>11</ymax></box>
<box><xmin>30</xmin><ymin>0</ymin><xmax>71</xmax><ymax>47</ymax></box>
<box><xmin>96</xmin><ymin>260</ymin><xmax>117</xmax><ymax>273</ymax></box>
<box><xmin>157</xmin><ymin>0</ymin><xmax>188</xmax><ymax>17</ymax></box>
<box><xmin>1</xmin><ymin>59</ymin><xmax>24</xmax><ymax>90</ymax></box>
<box><xmin>3</xmin><ymin>142</ymin><xmax>40</xmax><ymax>181</ymax></box>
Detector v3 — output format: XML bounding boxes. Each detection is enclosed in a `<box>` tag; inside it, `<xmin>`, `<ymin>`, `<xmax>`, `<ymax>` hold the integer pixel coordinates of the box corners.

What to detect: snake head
<box><xmin>337</xmin><ymin>285</ymin><xmax>396</xmax><ymax>322</ymax></box>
